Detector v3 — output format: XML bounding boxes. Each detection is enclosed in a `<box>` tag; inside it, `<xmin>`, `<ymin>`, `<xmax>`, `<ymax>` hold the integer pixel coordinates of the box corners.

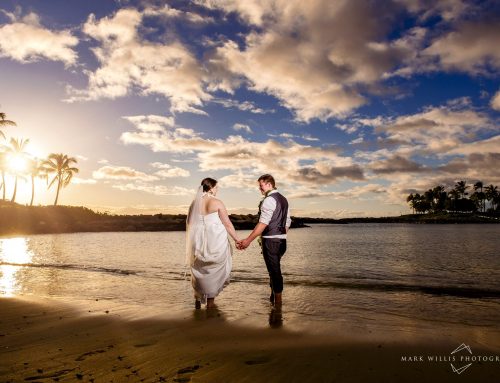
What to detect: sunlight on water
<box><xmin>0</xmin><ymin>237</ymin><xmax>33</xmax><ymax>297</ymax></box>
<box><xmin>0</xmin><ymin>225</ymin><xmax>499</xmax><ymax>343</ymax></box>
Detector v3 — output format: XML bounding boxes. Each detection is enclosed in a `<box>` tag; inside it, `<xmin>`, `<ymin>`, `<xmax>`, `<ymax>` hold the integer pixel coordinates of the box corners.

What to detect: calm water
<box><xmin>1</xmin><ymin>224</ymin><xmax>500</xmax><ymax>341</ymax></box>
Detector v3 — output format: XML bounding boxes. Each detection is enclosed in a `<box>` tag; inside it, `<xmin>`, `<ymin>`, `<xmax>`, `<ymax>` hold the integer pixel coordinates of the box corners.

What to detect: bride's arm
<box><xmin>217</xmin><ymin>201</ymin><xmax>239</xmax><ymax>241</ymax></box>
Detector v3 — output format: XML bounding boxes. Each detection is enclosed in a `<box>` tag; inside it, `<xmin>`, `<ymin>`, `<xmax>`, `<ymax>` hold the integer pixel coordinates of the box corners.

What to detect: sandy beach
<box><xmin>1</xmin><ymin>297</ymin><xmax>499</xmax><ymax>382</ymax></box>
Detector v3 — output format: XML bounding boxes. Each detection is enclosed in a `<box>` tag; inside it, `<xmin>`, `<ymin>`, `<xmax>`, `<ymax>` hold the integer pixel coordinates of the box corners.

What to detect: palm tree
<box><xmin>485</xmin><ymin>185</ymin><xmax>499</xmax><ymax>211</ymax></box>
<box><xmin>6</xmin><ymin>137</ymin><xmax>30</xmax><ymax>203</ymax></box>
<box><xmin>0</xmin><ymin>112</ymin><xmax>16</xmax><ymax>141</ymax></box>
<box><xmin>454</xmin><ymin>180</ymin><xmax>469</xmax><ymax>199</ymax></box>
<box><xmin>42</xmin><ymin>153</ymin><xmax>79</xmax><ymax>205</ymax></box>
<box><xmin>448</xmin><ymin>189</ymin><xmax>460</xmax><ymax>212</ymax></box>
<box><xmin>0</xmin><ymin>116</ymin><xmax>12</xmax><ymax>199</ymax></box>
<box><xmin>406</xmin><ymin>193</ymin><xmax>415</xmax><ymax>214</ymax></box>
<box><xmin>27</xmin><ymin>158</ymin><xmax>47</xmax><ymax>206</ymax></box>
<box><xmin>0</xmin><ymin>151</ymin><xmax>6</xmax><ymax>200</ymax></box>
<box><xmin>473</xmin><ymin>181</ymin><xmax>485</xmax><ymax>212</ymax></box>
<box><xmin>432</xmin><ymin>185</ymin><xmax>447</xmax><ymax>212</ymax></box>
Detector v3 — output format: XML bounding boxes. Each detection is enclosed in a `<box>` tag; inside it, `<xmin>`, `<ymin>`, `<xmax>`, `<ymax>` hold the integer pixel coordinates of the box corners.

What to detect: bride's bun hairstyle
<box><xmin>257</xmin><ymin>174</ymin><xmax>276</xmax><ymax>189</ymax></box>
<box><xmin>201</xmin><ymin>177</ymin><xmax>217</xmax><ymax>192</ymax></box>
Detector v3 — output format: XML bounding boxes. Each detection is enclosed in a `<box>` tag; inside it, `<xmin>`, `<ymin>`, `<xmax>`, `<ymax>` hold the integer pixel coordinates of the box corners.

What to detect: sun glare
<box><xmin>8</xmin><ymin>155</ymin><xmax>28</xmax><ymax>173</ymax></box>
<box><xmin>0</xmin><ymin>238</ymin><xmax>33</xmax><ymax>297</ymax></box>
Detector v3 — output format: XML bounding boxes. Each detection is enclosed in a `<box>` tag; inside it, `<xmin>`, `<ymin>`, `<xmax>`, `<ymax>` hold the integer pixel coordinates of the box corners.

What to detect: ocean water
<box><xmin>1</xmin><ymin>224</ymin><xmax>500</xmax><ymax>344</ymax></box>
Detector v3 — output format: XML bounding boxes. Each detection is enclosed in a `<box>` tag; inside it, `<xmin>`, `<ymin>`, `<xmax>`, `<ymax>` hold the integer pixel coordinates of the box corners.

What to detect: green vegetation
<box><xmin>0</xmin><ymin>202</ymin><xmax>308</xmax><ymax>235</ymax></box>
<box><xmin>1</xmin><ymin>201</ymin><xmax>497</xmax><ymax>237</ymax></box>
<box><xmin>406</xmin><ymin>180</ymin><xmax>500</xmax><ymax>214</ymax></box>
<box><xmin>294</xmin><ymin>213</ymin><xmax>499</xmax><ymax>225</ymax></box>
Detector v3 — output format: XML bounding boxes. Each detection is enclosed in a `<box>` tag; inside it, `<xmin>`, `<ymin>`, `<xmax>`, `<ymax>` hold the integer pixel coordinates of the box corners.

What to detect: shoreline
<box><xmin>0</xmin><ymin>203</ymin><xmax>498</xmax><ymax>236</ymax></box>
<box><xmin>1</xmin><ymin>296</ymin><xmax>499</xmax><ymax>382</ymax></box>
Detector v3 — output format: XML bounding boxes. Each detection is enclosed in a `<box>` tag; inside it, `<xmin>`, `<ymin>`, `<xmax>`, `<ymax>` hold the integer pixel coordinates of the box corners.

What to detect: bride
<box><xmin>186</xmin><ymin>178</ymin><xmax>239</xmax><ymax>309</ymax></box>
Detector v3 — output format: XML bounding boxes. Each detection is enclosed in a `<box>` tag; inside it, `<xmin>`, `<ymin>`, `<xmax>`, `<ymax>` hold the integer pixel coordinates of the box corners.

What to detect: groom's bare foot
<box><xmin>274</xmin><ymin>293</ymin><xmax>282</xmax><ymax>306</ymax></box>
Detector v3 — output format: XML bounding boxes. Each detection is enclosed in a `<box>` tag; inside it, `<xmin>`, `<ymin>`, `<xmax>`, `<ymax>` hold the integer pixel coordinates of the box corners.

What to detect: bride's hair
<box><xmin>201</xmin><ymin>177</ymin><xmax>217</xmax><ymax>192</ymax></box>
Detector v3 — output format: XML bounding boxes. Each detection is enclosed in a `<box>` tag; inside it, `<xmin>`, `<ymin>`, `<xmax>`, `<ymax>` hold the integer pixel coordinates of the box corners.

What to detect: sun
<box><xmin>7</xmin><ymin>154</ymin><xmax>28</xmax><ymax>173</ymax></box>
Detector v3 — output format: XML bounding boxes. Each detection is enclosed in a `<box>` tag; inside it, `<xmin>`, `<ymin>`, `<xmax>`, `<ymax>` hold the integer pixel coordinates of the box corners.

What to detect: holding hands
<box><xmin>234</xmin><ymin>222</ymin><xmax>268</xmax><ymax>251</ymax></box>
<box><xmin>235</xmin><ymin>238</ymin><xmax>251</xmax><ymax>250</ymax></box>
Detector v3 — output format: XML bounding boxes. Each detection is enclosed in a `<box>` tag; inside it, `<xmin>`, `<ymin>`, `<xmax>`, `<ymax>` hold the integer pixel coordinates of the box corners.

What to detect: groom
<box><xmin>237</xmin><ymin>174</ymin><xmax>291</xmax><ymax>305</ymax></box>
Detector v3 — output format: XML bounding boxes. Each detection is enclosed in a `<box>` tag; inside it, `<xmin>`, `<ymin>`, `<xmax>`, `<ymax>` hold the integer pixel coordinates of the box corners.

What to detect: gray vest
<box><xmin>258</xmin><ymin>192</ymin><xmax>289</xmax><ymax>236</ymax></box>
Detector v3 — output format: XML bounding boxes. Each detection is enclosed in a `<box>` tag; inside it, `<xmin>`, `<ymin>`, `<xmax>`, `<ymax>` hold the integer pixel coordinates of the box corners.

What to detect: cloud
<box><xmin>92</xmin><ymin>161</ymin><xmax>192</xmax><ymax>195</ymax></box>
<box><xmin>232</xmin><ymin>123</ymin><xmax>253</xmax><ymax>134</ymax></box>
<box><xmin>293</xmin><ymin>163</ymin><xmax>365</xmax><ymax>185</ymax></box>
<box><xmin>211</xmin><ymin>98</ymin><xmax>274</xmax><ymax>114</ymax></box>
<box><xmin>288</xmin><ymin>183</ymin><xmax>386</xmax><ymax>199</ymax></box>
<box><xmin>219</xmin><ymin>172</ymin><xmax>260</xmax><ymax>190</ymax></box>
<box><xmin>0</xmin><ymin>11</ymin><xmax>78</xmax><ymax>65</ymax></box>
<box><xmin>363</xmin><ymin>101</ymin><xmax>492</xmax><ymax>156</ymax></box>
<box><xmin>491</xmin><ymin>89</ymin><xmax>500</xmax><ymax>111</ymax></box>
<box><xmin>447</xmin><ymin>134</ymin><xmax>500</xmax><ymax>156</ymax></box>
<box><xmin>370</xmin><ymin>155</ymin><xmax>426</xmax><ymax>174</ymax></box>
<box><xmin>72</xmin><ymin>177</ymin><xmax>97</xmax><ymax>185</ymax></box>
<box><xmin>65</xmin><ymin>8</ymin><xmax>210</xmax><ymax>114</ymax></box>
<box><xmin>437</xmin><ymin>152</ymin><xmax>500</xmax><ymax>183</ymax></box>
<box><xmin>93</xmin><ymin>165</ymin><xmax>158</xmax><ymax>181</ymax></box>
<box><xmin>112</xmin><ymin>183</ymin><xmax>193</xmax><ymax>196</ymax></box>
<box><xmin>423</xmin><ymin>19</ymin><xmax>500</xmax><ymax>75</ymax></box>
<box><xmin>268</xmin><ymin>133</ymin><xmax>320</xmax><ymax>142</ymax></box>
<box><xmin>397</xmin><ymin>0</ymin><xmax>470</xmax><ymax>22</ymax></box>
<box><xmin>150</xmin><ymin>162</ymin><xmax>190</xmax><ymax>178</ymax></box>
<box><xmin>121</xmin><ymin>114</ymin><xmax>363</xmax><ymax>186</ymax></box>
<box><xmin>144</xmin><ymin>4</ymin><xmax>215</xmax><ymax>24</ymax></box>
<box><xmin>301</xmin><ymin>134</ymin><xmax>320</xmax><ymax>142</ymax></box>
<box><xmin>202</xmin><ymin>0</ymin><xmax>421</xmax><ymax>121</ymax></box>
<box><xmin>122</xmin><ymin>115</ymin><xmax>175</xmax><ymax>131</ymax></box>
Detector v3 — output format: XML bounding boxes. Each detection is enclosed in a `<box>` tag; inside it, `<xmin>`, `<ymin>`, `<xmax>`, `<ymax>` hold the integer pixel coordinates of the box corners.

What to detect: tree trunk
<box><xmin>54</xmin><ymin>176</ymin><xmax>61</xmax><ymax>206</ymax></box>
<box><xmin>1</xmin><ymin>172</ymin><xmax>5</xmax><ymax>200</ymax></box>
<box><xmin>30</xmin><ymin>175</ymin><xmax>35</xmax><ymax>206</ymax></box>
<box><xmin>11</xmin><ymin>176</ymin><xmax>17</xmax><ymax>202</ymax></box>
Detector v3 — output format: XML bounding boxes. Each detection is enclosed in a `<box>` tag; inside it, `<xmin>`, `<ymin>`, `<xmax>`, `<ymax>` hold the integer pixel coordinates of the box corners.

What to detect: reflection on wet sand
<box><xmin>193</xmin><ymin>306</ymin><xmax>226</xmax><ymax>321</ymax></box>
<box><xmin>269</xmin><ymin>305</ymin><xmax>283</xmax><ymax>329</ymax></box>
<box><xmin>191</xmin><ymin>303</ymin><xmax>284</xmax><ymax>329</ymax></box>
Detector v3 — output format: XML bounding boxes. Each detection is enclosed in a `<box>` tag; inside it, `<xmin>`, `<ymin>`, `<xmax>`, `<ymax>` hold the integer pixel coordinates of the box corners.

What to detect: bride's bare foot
<box><xmin>206</xmin><ymin>298</ymin><xmax>216</xmax><ymax>309</ymax></box>
<box><xmin>195</xmin><ymin>300</ymin><xmax>201</xmax><ymax>309</ymax></box>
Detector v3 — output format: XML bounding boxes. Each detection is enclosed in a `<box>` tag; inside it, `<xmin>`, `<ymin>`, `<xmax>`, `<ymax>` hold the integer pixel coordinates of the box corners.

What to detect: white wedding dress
<box><xmin>187</xmin><ymin>210</ymin><xmax>232</xmax><ymax>304</ymax></box>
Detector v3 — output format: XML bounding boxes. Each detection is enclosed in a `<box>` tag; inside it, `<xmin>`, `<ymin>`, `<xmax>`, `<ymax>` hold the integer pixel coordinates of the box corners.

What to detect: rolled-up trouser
<box><xmin>261</xmin><ymin>238</ymin><xmax>287</xmax><ymax>293</ymax></box>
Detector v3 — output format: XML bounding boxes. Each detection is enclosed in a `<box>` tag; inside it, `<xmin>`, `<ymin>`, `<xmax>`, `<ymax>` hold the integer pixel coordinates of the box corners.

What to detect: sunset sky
<box><xmin>0</xmin><ymin>0</ymin><xmax>499</xmax><ymax>217</ymax></box>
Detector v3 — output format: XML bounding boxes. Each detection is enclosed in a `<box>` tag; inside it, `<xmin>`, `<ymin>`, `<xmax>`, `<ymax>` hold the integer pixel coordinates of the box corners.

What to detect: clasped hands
<box><xmin>235</xmin><ymin>238</ymin><xmax>251</xmax><ymax>250</ymax></box>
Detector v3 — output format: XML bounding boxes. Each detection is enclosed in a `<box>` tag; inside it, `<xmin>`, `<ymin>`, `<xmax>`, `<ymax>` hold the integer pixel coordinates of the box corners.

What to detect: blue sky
<box><xmin>0</xmin><ymin>0</ymin><xmax>499</xmax><ymax>217</ymax></box>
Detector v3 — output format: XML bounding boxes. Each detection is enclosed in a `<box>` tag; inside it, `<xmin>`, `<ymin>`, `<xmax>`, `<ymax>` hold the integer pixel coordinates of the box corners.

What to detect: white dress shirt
<box><xmin>259</xmin><ymin>189</ymin><xmax>291</xmax><ymax>239</ymax></box>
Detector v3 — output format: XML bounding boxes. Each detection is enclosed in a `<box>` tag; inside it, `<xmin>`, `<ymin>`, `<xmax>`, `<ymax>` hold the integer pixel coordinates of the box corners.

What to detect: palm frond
<box><xmin>63</xmin><ymin>173</ymin><xmax>74</xmax><ymax>187</ymax></box>
<box><xmin>47</xmin><ymin>175</ymin><xmax>59</xmax><ymax>189</ymax></box>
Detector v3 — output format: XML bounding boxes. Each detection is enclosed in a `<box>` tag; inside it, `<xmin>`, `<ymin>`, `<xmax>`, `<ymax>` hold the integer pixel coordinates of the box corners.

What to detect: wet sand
<box><xmin>1</xmin><ymin>297</ymin><xmax>499</xmax><ymax>382</ymax></box>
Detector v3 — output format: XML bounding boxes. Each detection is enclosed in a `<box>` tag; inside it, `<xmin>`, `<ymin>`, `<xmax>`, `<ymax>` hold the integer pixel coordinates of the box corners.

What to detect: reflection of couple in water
<box><xmin>186</xmin><ymin>174</ymin><xmax>290</xmax><ymax>314</ymax></box>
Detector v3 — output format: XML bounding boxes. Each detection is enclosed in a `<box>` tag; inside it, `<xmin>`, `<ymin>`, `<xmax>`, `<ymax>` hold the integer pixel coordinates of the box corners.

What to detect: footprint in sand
<box><xmin>24</xmin><ymin>368</ymin><xmax>76</xmax><ymax>381</ymax></box>
<box><xmin>133</xmin><ymin>342</ymin><xmax>156</xmax><ymax>348</ymax></box>
<box><xmin>244</xmin><ymin>356</ymin><xmax>271</xmax><ymax>365</ymax></box>
<box><xmin>173</xmin><ymin>365</ymin><xmax>201</xmax><ymax>382</ymax></box>
<box><xmin>75</xmin><ymin>349</ymin><xmax>106</xmax><ymax>361</ymax></box>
